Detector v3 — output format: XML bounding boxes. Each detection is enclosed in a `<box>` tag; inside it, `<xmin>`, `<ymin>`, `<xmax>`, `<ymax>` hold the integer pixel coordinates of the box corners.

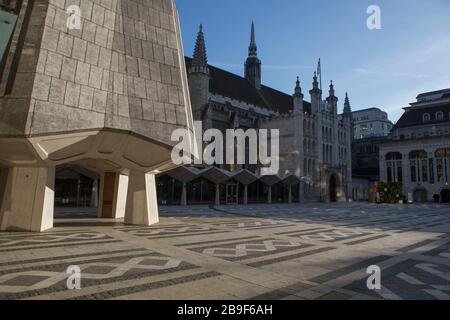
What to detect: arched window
<box><xmin>409</xmin><ymin>150</ymin><xmax>428</xmax><ymax>183</ymax></box>
<box><xmin>423</xmin><ymin>113</ymin><xmax>431</xmax><ymax>122</ymax></box>
<box><xmin>436</xmin><ymin>111</ymin><xmax>444</xmax><ymax>121</ymax></box>
<box><xmin>330</xmin><ymin>146</ymin><xmax>333</xmax><ymax>164</ymax></box>
<box><xmin>386</xmin><ymin>152</ymin><xmax>403</xmax><ymax>182</ymax></box>
<box><xmin>436</xmin><ymin>148</ymin><xmax>450</xmax><ymax>183</ymax></box>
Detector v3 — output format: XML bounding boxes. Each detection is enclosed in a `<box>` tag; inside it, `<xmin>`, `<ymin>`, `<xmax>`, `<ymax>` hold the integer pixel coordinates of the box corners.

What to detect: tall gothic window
<box><xmin>409</xmin><ymin>150</ymin><xmax>428</xmax><ymax>183</ymax></box>
<box><xmin>423</xmin><ymin>113</ymin><xmax>431</xmax><ymax>122</ymax></box>
<box><xmin>386</xmin><ymin>152</ymin><xmax>402</xmax><ymax>182</ymax></box>
<box><xmin>436</xmin><ymin>112</ymin><xmax>444</xmax><ymax>121</ymax></box>
<box><xmin>436</xmin><ymin>148</ymin><xmax>450</xmax><ymax>183</ymax></box>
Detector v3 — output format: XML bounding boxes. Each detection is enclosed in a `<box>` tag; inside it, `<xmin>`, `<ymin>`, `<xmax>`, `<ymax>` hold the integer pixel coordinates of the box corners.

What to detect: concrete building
<box><xmin>346</xmin><ymin>108</ymin><xmax>393</xmax><ymax>201</ymax></box>
<box><xmin>379</xmin><ymin>89</ymin><xmax>450</xmax><ymax>203</ymax></box>
<box><xmin>352</xmin><ymin>108</ymin><xmax>393</xmax><ymax>140</ymax></box>
<box><xmin>157</xmin><ymin>24</ymin><xmax>353</xmax><ymax>205</ymax></box>
<box><xmin>0</xmin><ymin>0</ymin><xmax>194</xmax><ymax>231</ymax></box>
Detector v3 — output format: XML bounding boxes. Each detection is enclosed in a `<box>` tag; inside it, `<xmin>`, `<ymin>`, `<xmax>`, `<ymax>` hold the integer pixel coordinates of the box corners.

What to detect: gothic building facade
<box><xmin>157</xmin><ymin>24</ymin><xmax>353</xmax><ymax>205</ymax></box>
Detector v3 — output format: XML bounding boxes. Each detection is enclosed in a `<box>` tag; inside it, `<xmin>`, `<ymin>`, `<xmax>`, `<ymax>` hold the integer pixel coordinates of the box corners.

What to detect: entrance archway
<box><xmin>329</xmin><ymin>175</ymin><xmax>338</xmax><ymax>202</ymax></box>
<box><xmin>413</xmin><ymin>188</ymin><xmax>428</xmax><ymax>203</ymax></box>
<box><xmin>441</xmin><ymin>189</ymin><xmax>450</xmax><ymax>203</ymax></box>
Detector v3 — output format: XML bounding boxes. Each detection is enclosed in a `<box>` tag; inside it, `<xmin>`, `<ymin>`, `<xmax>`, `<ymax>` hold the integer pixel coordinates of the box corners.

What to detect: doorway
<box><xmin>226</xmin><ymin>184</ymin><xmax>239</xmax><ymax>204</ymax></box>
<box><xmin>441</xmin><ymin>189</ymin><xmax>450</xmax><ymax>203</ymax></box>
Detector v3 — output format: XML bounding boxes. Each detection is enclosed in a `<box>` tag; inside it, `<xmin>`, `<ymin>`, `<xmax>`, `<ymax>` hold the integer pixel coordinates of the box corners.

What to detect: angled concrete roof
<box><xmin>232</xmin><ymin>169</ymin><xmax>259</xmax><ymax>185</ymax></box>
<box><xmin>282</xmin><ymin>174</ymin><xmax>301</xmax><ymax>186</ymax></box>
<box><xmin>163</xmin><ymin>166</ymin><xmax>301</xmax><ymax>186</ymax></box>
<box><xmin>201</xmin><ymin>166</ymin><xmax>235</xmax><ymax>184</ymax></box>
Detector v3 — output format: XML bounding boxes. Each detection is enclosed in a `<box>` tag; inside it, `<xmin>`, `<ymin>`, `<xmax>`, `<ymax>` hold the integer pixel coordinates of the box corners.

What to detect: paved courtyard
<box><xmin>0</xmin><ymin>203</ymin><xmax>450</xmax><ymax>300</ymax></box>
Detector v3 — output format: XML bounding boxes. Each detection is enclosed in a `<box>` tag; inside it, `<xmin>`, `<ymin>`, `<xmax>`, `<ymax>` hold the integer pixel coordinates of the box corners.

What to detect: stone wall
<box><xmin>0</xmin><ymin>0</ymin><xmax>192</xmax><ymax>147</ymax></box>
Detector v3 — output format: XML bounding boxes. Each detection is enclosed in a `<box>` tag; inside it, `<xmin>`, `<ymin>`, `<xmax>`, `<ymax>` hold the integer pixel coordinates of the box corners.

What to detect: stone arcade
<box><xmin>0</xmin><ymin>0</ymin><xmax>194</xmax><ymax>231</ymax></box>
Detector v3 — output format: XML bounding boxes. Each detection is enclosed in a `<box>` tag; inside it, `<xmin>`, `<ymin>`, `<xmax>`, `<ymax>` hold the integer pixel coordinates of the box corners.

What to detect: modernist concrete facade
<box><xmin>157</xmin><ymin>24</ymin><xmax>353</xmax><ymax>205</ymax></box>
<box><xmin>379</xmin><ymin>89</ymin><xmax>450</xmax><ymax>203</ymax></box>
<box><xmin>348</xmin><ymin>108</ymin><xmax>393</xmax><ymax>140</ymax></box>
<box><xmin>0</xmin><ymin>0</ymin><xmax>194</xmax><ymax>231</ymax></box>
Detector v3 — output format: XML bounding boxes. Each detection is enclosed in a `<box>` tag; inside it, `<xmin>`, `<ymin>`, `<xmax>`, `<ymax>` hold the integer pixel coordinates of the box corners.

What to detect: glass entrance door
<box><xmin>226</xmin><ymin>184</ymin><xmax>239</xmax><ymax>204</ymax></box>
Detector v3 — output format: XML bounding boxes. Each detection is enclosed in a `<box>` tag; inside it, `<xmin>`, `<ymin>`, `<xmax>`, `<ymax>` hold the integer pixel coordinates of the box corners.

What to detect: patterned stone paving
<box><xmin>0</xmin><ymin>202</ymin><xmax>449</xmax><ymax>300</ymax></box>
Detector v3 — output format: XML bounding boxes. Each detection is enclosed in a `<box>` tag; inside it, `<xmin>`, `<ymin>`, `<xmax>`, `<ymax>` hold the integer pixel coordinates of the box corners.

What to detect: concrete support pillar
<box><xmin>124</xmin><ymin>171</ymin><xmax>159</xmax><ymax>226</ymax></box>
<box><xmin>0</xmin><ymin>167</ymin><xmax>55</xmax><ymax>232</ymax></box>
<box><xmin>288</xmin><ymin>185</ymin><xmax>292</xmax><ymax>203</ymax></box>
<box><xmin>243</xmin><ymin>184</ymin><xmax>248</xmax><ymax>205</ymax></box>
<box><xmin>267</xmin><ymin>186</ymin><xmax>272</xmax><ymax>204</ymax></box>
<box><xmin>215</xmin><ymin>184</ymin><xmax>220</xmax><ymax>206</ymax></box>
<box><xmin>114</xmin><ymin>174</ymin><xmax>128</xmax><ymax>219</ymax></box>
<box><xmin>181</xmin><ymin>182</ymin><xmax>187</xmax><ymax>206</ymax></box>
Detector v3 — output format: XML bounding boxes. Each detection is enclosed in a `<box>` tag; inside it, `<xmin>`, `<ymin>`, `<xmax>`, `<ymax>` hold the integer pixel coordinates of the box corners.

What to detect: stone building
<box><xmin>379</xmin><ymin>89</ymin><xmax>450</xmax><ymax>203</ymax></box>
<box><xmin>157</xmin><ymin>24</ymin><xmax>353</xmax><ymax>205</ymax></box>
<box><xmin>0</xmin><ymin>0</ymin><xmax>194</xmax><ymax>231</ymax></box>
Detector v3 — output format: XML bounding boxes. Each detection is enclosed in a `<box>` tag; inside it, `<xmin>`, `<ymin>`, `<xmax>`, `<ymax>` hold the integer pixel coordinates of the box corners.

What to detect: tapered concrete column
<box><xmin>288</xmin><ymin>185</ymin><xmax>292</xmax><ymax>203</ymax></box>
<box><xmin>114</xmin><ymin>174</ymin><xmax>128</xmax><ymax>219</ymax></box>
<box><xmin>268</xmin><ymin>186</ymin><xmax>272</xmax><ymax>204</ymax></box>
<box><xmin>0</xmin><ymin>167</ymin><xmax>55</xmax><ymax>232</ymax></box>
<box><xmin>215</xmin><ymin>184</ymin><xmax>220</xmax><ymax>206</ymax></box>
<box><xmin>181</xmin><ymin>182</ymin><xmax>187</xmax><ymax>206</ymax></box>
<box><xmin>124</xmin><ymin>171</ymin><xmax>159</xmax><ymax>226</ymax></box>
<box><xmin>244</xmin><ymin>184</ymin><xmax>248</xmax><ymax>205</ymax></box>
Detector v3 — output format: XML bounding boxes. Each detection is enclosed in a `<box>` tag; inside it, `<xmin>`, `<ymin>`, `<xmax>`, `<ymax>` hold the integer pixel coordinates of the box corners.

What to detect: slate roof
<box><xmin>393</xmin><ymin>103</ymin><xmax>450</xmax><ymax>130</ymax></box>
<box><xmin>417</xmin><ymin>89</ymin><xmax>450</xmax><ymax>100</ymax></box>
<box><xmin>185</xmin><ymin>57</ymin><xmax>311</xmax><ymax>115</ymax></box>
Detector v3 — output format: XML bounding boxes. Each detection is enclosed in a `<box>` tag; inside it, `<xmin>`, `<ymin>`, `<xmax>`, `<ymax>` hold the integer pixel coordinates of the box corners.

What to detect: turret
<box><xmin>188</xmin><ymin>24</ymin><xmax>210</xmax><ymax>121</ymax></box>
<box><xmin>309</xmin><ymin>72</ymin><xmax>322</xmax><ymax>114</ymax></box>
<box><xmin>293</xmin><ymin>76</ymin><xmax>304</xmax><ymax>114</ymax></box>
<box><xmin>326</xmin><ymin>81</ymin><xmax>338</xmax><ymax>115</ymax></box>
<box><xmin>292</xmin><ymin>77</ymin><xmax>305</xmax><ymax>183</ymax></box>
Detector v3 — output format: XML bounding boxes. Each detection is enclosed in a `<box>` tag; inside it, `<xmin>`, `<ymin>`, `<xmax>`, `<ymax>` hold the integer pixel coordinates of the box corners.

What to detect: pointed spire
<box><xmin>294</xmin><ymin>76</ymin><xmax>302</xmax><ymax>97</ymax></box>
<box><xmin>344</xmin><ymin>92</ymin><xmax>352</xmax><ymax>114</ymax></box>
<box><xmin>317</xmin><ymin>58</ymin><xmax>322</xmax><ymax>91</ymax></box>
<box><xmin>190</xmin><ymin>24</ymin><xmax>209</xmax><ymax>75</ymax></box>
<box><xmin>248</xmin><ymin>21</ymin><xmax>257</xmax><ymax>57</ymax></box>
<box><xmin>245</xmin><ymin>21</ymin><xmax>261</xmax><ymax>89</ymax></box>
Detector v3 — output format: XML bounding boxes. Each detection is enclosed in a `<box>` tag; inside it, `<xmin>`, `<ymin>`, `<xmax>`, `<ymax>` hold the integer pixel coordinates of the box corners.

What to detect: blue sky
<box><xmin>175</xmin><ymin>0</ymin><xmax>450</xmax><ymax>122</ymax></box>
